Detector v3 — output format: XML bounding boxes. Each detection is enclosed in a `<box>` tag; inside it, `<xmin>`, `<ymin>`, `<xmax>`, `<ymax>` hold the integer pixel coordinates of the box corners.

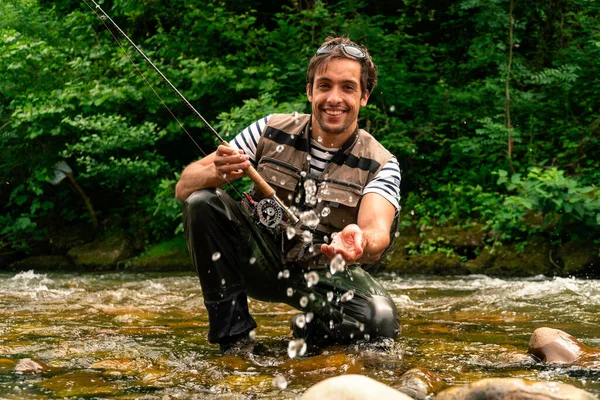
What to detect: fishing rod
<box><xmin>84</xmin><ymin>0</ymin><xmax>298</xmax><ymax>226</ymax></box>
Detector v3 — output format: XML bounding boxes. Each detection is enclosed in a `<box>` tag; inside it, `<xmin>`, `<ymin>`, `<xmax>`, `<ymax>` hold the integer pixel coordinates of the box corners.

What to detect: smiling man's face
<box><xmin>307</xmin><ymin>58</ymin><xmax>370</xmax><ymax>147</ymax></box>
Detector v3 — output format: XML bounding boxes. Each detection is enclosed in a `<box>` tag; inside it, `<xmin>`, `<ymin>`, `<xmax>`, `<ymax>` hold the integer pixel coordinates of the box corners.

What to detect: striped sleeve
<box><xmin>229</xmin><ymin>115</ymin><xmax>271</xmax><ymax>165</ymax></box>
<box><xmin>362</xmin><ymin>157</ymin><xmax>401</xmax><ymax>209</ymax></box>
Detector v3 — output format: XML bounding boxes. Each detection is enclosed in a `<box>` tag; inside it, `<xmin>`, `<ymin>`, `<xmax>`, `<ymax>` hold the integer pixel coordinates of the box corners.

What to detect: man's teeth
<box><xmin>325</xmin><ymin>110</ymin><xmax>343</xmax><ymax>115</ymax></box>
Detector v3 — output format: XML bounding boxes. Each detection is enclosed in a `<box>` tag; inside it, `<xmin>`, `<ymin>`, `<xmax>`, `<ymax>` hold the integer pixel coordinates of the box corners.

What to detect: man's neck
<box><xmin>310</xmin><ymin>119</ymin><xmax>358</xmax><ymax>148</ymax></box>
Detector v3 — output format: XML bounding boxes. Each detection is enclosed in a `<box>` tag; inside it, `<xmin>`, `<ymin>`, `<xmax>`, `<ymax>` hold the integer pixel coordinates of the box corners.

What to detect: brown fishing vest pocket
<box><xmin>317</xmin><ymin>180</ymin><xmax>362</xmax><ymax>231</ymax></box>
<box><xmin>254</xmin><ymin>157</ymin><xmax>301</xmax><ymax>203</ymax></box>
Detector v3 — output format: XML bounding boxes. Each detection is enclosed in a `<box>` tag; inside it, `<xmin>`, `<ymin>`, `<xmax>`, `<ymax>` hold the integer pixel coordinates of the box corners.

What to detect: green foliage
<box><xmin>1</xmin><ymin>0</ymin><xmax>600</xmax><ymax>258</ymax></box>
<box><xmin>491</xmin><ymin>168</ymin><xmax>600</xmax><ymax>243</ymax></box>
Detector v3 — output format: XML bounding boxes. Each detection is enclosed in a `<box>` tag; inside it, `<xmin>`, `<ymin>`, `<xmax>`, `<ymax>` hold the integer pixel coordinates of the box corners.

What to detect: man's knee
<box><xmin>183</xmin><ymin>189</ymin><xmax>219</xmax><ymax>221</ymax></box>
<box><xmin>368</xmin><ymin>294</ymin><xmax>400</xmax><ymax>339</ymax></box>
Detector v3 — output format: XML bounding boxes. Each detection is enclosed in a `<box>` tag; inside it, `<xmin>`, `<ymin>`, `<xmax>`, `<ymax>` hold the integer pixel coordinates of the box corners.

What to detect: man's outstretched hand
<box><xmin>320</xmin><ymin>224</ymin><xmax>367</xmax><ymax>264</ymax></box>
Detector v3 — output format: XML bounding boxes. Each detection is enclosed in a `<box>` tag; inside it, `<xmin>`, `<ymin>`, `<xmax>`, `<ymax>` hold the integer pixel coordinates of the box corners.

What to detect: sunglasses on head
<box><xmin>316</xmin><ymin>43</ymin><xmax>366</xmax><ymax>60</ymax></box>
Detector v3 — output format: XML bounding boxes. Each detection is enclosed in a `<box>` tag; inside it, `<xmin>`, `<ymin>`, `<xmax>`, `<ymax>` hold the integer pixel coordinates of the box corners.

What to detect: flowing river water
<box><xmin>1</xmin><ymin>270</ymin><xmax>600</xmax><ymax>398</ymax></box>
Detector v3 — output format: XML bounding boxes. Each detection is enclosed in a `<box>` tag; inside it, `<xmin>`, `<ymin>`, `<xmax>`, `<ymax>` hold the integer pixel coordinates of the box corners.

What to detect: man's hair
<box><xmin>306</xmin><ymin>36</ymin><xmax>377</xmax><ymax>97</ymax></box>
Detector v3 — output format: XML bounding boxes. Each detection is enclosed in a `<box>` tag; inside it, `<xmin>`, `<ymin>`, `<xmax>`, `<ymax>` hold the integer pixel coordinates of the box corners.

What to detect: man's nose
<box><xmin>327</xmin><ymin>86</ymin><xmax>343</xmax><ymax>104</ymax></box>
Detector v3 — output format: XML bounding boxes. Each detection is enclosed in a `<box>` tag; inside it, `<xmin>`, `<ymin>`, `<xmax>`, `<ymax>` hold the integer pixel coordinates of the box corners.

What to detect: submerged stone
<box><xmin>15</xmin><ymin>358</ymin><xmax>51</xmax><ymax>374</ymax></box>
<box><xmin>396</xmin><ymin>367</ymin><xmax>445</xmax><ymax>400</ymax></box>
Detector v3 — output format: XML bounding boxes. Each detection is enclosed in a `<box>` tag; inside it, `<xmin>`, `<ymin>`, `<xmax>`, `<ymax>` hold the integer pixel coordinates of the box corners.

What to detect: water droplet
<box><xmin>295</xmin><ymin>314</ymin><xmax>306</xmax><ymax>328</ymax></box>
<box><xmin>277</xmin><ymin>271</ymin><xmax>283</xmax><ymax>279</ymax></box>
<box><xmin>389</xmin><ymin>105</ymin><xmax>396</xmax><ymax>112</ymax></box>
<box><xmin>305</xmin><ymin>271</ymin><xmax>319</xmax><ymax>287</ymax></box>
<box><xmin>327</xmin><ymin>291</ymin><xmax>334</xmax><ymax>302</ymax></box>
<box><xmin>329</xmin><ymin>320</ymin><xmax>334</xmax><ymax>329</ymax></box>
<box><xmin>306</xmin><ymin>312</ymin><xmax>313</xmax><ymax>323</ymax></box>
<box><xmin>249</xmin><ymin>330</ymin><xmax>256</xmax><ymax>340</ymax></box>
<box><xmin>273</xmin><ymin>374</ymin><xmax>288</xmax><ymax>389</ymax></box>
<box><xmin>286</xmin><ymin>226</ymin><xmax>296</xmax><ymax>239</ymax></box>
<box><xmin>341</xmin><ymin>289</ymin><xmax>354</xmax><ymax>302</ymax></box>
<box><xmin>276</xmin><ymin>145</ymin><xmax>284</xmax><ymax>152</ymax></box>
<box><xmin>292</xmin><ymin>111</ymin><xmax>299</xmax><ymax>122</ymax></box>
<box><xmin>317</xmin><ymin>136</ymin><xmax>323</xmax><ymax>143</ymax></box>
<box><xmin>220</xmin><ymin>278</ymin><xmax>226</xmax><ymax>285</ymax></box>
<box><xmin>300</xmin><ymin>171</ymin><xmax>307</xmax><ymax>178</ymax></box>
<box><xmin>212</xmin><ymin>252</ymin><xmax>221</xmax><ymax>261</ymax></box>
<box><xmin>348</xmin><ymin>196</ymin><xmax>353</xmax><ymax>203</ymax></box>
<box><xmin>304</xmin><ymin>179</ymin><xmax>317</xmax><ymax>196</ymax></box>
<box><xmin>287</xmin><ymin>288</ymin><xmax>294</xmax><ymax>297</ymax></box>
<box><xmin>321</xmin><ymin>207</ymin><xmax>331</xmax><ymax>217</ymax></box>
<box><xmin>329</xmin><ymin>254</ymin><xmax>346</xmax><ymax>274</ymax></box>
<box><xmin>249</xmin><ymin>257</ymin><xmax>257</xmax><ymax>264</ymax></box>
<box><xmin>287</xmin><ymin>338</ymin><xmax>307</xmax><ymax>359</ymax></box>
<box><xmin>394</xmin><ymin>231</ymin><xmax>400</xmax><ymax>238</ymax></box>
<box><xmin>359</xmin><ymin>323</ymin><xmax>365</xmax><ymax>332</ymax></box>
<box><xmin>299</xmin><ymin>296</ymin><xmax>308</xmax><ymax>307</ymax></box>
<box><xmin>306</xmin><ymin>155</ymin><xmax>312</xmax><ymax>161</ymax></box>
<box><xmin>364</xmin><ymin>333</ymin><xmax>371</xmax><ymax>341</ymax></box>
<box><xmin>283</xmin><ymin>269</ymin><xmax>290</xmax><ymax>279</ymax></box>
<box><xmin>300</xmin><ymin>210</ymin><xmax>320</xmax><ymax>229</ymax></box>
<box><xmin>302</xmin><ymin>230</ymin><xmax>313</xmax><ymax>243</ymax></box>
<box><xmin>410</xmin><ymin>209</ymin><xmax>415</xmax><ymax>216</ymax></box>
<box><xmin>309</xmin><ymin>293</ymin><xmax>316</xmax><ymax>301</ymax></box>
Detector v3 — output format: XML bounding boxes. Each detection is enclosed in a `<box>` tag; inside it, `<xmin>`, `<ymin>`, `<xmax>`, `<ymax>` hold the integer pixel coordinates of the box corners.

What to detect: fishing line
<box><xmin>83</xmin><ymin>0</ymin><xmax>299</xmax><ymax>225</ymax></box>
<box><xmin>82</xmin><ymin>0</ymin><xmax>242</xmax><ymax>197</ymax></box>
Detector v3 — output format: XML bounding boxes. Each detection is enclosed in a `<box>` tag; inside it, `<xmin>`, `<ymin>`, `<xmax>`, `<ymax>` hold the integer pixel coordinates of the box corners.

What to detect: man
<box><xmin>175</xmin><ymin>36</ymin><xmax>401</xmax><ymax>353</ymax></box>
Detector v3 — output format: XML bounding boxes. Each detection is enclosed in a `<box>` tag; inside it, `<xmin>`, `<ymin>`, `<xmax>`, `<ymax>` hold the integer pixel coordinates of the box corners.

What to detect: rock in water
<box><xmin>528</xmin><ymin>327</ymin><xmax>589</xmax><ymax>363</ymax></box>
<box><xmin>301</xmin><ymin>374</ymin><xmax>414</xmax><ymax>400</ymax></box>
<box><xmin>435</xmin><ymin>378</ymin><xmax>598</xmax><ymax>400</ymax></box>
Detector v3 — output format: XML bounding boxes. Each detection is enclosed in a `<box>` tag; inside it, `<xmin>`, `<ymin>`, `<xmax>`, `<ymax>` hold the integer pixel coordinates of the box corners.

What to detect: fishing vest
<box><xmin>250</xmin><ymin>113</ymin><xmax>394</xmax><ymax>269</ymax></box>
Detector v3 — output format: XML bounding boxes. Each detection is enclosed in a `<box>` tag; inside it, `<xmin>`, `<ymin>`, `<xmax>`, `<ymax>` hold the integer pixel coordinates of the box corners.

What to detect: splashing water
<box><xmin>330</xmin><ymin>254</ymin><xmax>346</xmax><ymax>274</ymax></box>
<box><xmin>276</xmin><ymin>145</ymin><xmax>284</xmax><ymax>152</ymax></box>
<box><xmin>302</xmin><ymin>230</ymin><xmax>313</xmax><ymax>243</ymax></box>
<box><xmin>305</xmin><ymin>271</ymin><xmax>319</xmax><ymax>288</ymax></box>
<box><xmin>287</xmin><ymin>339</ymin><xmax>307</xmax><ymax>359</ymax></box>
<box><xmin>300</xmin><ymin>210</ymin><xmax>320</xmax><ymax>229</ymax></box>
<box><xmin>273</xmin><ymin>374</ymin><xmax>288</xmax><ymax>389</ymax></box>
<box><xmin>321</xmin><ymin>207</ymin><xmax>331</xmax><ymax>217</ymax></box>
<box><xmin>295</xmin><ymin>314</ymin><xmax>306</xmax><ymax>329</ymax></box>
<box><xmin>341</xmin><ymin>289</ymin><xmax>354</xmax><ymax>302</ymax></box>
<box><xmin>286</xmin><ymin>288</ymin><xmax>294</xmax><ymax>297</ymax></box>
<box><xmin>327</xmin><ymin>291</ymin><xmax>334</xmax><ymax>302</ymax></box>
<box><xmin>299</xmin><ymin>296</ymin><xmax>309</xmax><ymax>308</ymax></box>
<box><xmin>286</xmin><ymin>226</ymin><xmax>296</xmax><ymax>240</ymax></box>
<box><xmin>303</xmin><ymin>179</ymin><xmax>317</xmax><ymax>196</ymax></box>
<box><xmin>211</xmin><ymin>252</ymin><xmax>221</xmax><ymax>261</ymax></box>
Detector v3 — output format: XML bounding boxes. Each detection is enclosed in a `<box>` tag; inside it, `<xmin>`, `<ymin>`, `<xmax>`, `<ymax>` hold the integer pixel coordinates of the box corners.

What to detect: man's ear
<box><xmin>360</xmin><ymin>91</ymin><xmax>370</xmax><ymax>107</ymax></box>
<box><xmin>306</xmin><ymin>83</ymin><xmax>313</xmax><ymax>102</ymax></box>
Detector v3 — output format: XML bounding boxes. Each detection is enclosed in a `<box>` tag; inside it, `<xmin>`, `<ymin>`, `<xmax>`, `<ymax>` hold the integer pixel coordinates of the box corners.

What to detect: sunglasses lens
<box><xmin>316</xmin><ymin>45</ymin><xmax>332</xmax><ymax>55</ymax></box>
<box><xmin>343</xmin><ymin>45</ymin><xmax>365</xmax><ymax>59</ymax></box>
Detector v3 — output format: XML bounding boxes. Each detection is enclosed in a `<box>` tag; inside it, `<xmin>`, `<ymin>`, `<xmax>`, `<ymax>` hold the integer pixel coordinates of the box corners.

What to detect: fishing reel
<box><xmin>243</xmin><ymin>193</ymin><xmax>285</xmax><ymax>229</ymax></box>
<box><xmin>255</xmin><ymin>198</ymin><xmax>284</xmax><ymax>228</ymax></box>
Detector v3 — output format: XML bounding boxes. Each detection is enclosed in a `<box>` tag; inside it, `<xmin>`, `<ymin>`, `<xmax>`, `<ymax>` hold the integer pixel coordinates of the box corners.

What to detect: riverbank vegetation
<box><xmin>1</xmin><ymin>0</ymin><xmax>599</xmax><ymax>272</ymax></box>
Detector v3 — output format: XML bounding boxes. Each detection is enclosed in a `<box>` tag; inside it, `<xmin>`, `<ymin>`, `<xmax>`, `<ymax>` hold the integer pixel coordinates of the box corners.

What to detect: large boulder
<box><xmin>301</xmin><ymin>374</ymin><xmax>414</xmax><ymax>400</ymax></box>
<box><xmin>434</xmin><ymin>377</ymin><xmax>598</xmax><ymax>400</ymax></box>
<box><xmin>528</xmin><ymin>327</ymin><xmax>600</xmax><ymax>367</ymax></box>
<box><xmin>67</xmin><ymin>233</ymin><xmax>137</xmax><ymax>269</ymax></box>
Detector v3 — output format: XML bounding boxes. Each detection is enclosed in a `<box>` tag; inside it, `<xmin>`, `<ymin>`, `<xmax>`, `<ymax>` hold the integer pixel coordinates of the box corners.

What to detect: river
<box><xmin>1</xmin><ymin>270</ymin><xmax>599</xmax><ymax>398</ymax></box>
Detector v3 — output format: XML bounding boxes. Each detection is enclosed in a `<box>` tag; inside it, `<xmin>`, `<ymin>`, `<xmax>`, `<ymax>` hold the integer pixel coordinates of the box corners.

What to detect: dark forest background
<box><xmin>1</xmin><ymin>0</ymin><xmax>599</xmax><ymax>262</ymax></box>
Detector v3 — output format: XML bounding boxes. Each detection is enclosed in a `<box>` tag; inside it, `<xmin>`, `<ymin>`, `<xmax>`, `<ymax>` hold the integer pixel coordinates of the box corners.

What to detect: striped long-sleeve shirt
<box><xmin>230</xmin><ymin>115</ymin><xmax>401</xmax><ymax>209</ymax></box>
